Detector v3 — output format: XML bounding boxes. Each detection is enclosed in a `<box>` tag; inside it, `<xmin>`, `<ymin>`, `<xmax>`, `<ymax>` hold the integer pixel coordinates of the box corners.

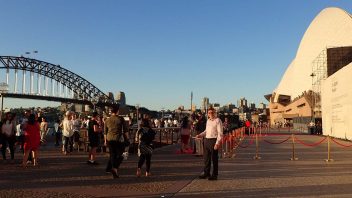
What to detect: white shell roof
<box><xmin>274</xmin><ymin>7</ymin><xmax>352</xmax><ymax>102</ymax></box>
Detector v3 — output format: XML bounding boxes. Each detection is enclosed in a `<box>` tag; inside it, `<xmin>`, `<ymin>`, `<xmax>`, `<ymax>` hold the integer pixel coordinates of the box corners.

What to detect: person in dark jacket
<box><xmin>135</xmin><ymin>118</ymin><xmax>156</xmax><ymax>177</ymax></box>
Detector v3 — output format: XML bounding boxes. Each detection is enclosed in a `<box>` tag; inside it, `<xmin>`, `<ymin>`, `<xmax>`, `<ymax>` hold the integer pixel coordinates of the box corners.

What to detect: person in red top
<box><xmin>245</xmin><ymin>120</ymin><xmax>251</xmax><ymax>128</ymax></box>
<box><xmin>22</xmin><ymin>114</ymin><xmax>40</xmax><ymax>167</ymax></box>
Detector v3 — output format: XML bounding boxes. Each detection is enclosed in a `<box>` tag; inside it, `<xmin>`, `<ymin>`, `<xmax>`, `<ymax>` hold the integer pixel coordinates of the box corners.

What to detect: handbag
<box><xmin>139</xmin><ymin>142</ymin><xmax>153</xmax><ymax>155</ymax></box>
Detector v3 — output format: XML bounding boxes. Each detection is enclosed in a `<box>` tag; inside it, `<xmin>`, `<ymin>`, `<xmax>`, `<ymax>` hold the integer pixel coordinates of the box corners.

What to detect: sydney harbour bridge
<box><xmin>0</xmin><ymin>56</ymin><xmax>117</xmax><ymax>109</ymax></box>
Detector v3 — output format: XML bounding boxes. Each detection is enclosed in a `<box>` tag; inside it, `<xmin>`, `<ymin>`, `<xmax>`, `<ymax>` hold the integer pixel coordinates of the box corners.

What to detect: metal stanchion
<box><xmin>325</xmin><ymin>135</ymin><xmax>334</xmax><ymax>162</ymax></box>
<box><xmin>253</xmin><ymin>132</ymin><xmax>261</xmax><ymax>160</ymax></box>
<box><xmin>222</xmin><ymin>137</ymin><xmax>227</xmax><ymax>158</ymax></box>
<box><xmin>290</xmin><ymin>134</ymin><xmax>298</xmax><ymax>160</ymax></box>
<box><xmin>259</xmin><ymin>126</ymin><xmax>262</xmax><ymax>136</ymax></box>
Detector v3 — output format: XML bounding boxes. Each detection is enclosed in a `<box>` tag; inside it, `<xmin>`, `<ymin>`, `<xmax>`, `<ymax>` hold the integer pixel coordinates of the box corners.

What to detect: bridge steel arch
<box><xmin>0</xmin><ymin>56</ymin><xmax>116</xmax><ymax>107</ymax></box>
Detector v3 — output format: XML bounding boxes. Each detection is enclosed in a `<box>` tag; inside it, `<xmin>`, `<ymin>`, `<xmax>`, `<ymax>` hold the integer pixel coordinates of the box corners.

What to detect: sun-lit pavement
<box><xmin>2</xmin><ymin>133</ymin><xmax>352</xmax><ymax>197</ymax></box>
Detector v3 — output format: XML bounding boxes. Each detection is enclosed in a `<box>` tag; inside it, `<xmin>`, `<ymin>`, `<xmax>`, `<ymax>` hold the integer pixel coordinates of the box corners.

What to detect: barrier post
<box><xmin>325</xmin><ymin>135</ymin><xmax>334</xmax><ymax>162</ymax></box>
<box><xmin>222</xmin><ymin>136</ymin><xmax>227</xmax><ymax>158</ymax></box>
<box><xmin>259</xmin><ymin>126</ymin><xmax>262</xmax><ymax>136</ymax></box>
<box><xmin>230</xmin><ymin>133</ymin><xmax>236</xmax><ymax>158</ymax></box>
<box><xmin>290</xmin><ymin>134</ymin><xmax>298</xmax><ymax>160</ymax></box>
<box><xmin>253</xmin><ymin>132</ymin><xmax>261</xmax><ymax>160</ymax></box>
<box><xmin>171</xmin><ymin>129</ymin><xmax>174</xmax><ymax>144</ymax></box>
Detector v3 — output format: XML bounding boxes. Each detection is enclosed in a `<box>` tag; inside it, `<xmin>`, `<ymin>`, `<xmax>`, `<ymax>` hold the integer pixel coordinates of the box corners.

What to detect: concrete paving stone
<box><xmin>2</xmin><ymin>134</ymin><xmax>352</xmax><ymax>197</ymax></box>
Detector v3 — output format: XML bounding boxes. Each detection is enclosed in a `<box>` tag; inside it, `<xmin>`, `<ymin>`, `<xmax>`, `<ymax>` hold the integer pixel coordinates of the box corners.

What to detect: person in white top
<box><xmin>173</xmin><ymin>119</ymin><xmax>178</xmax><ymax>127</ymax></box>
<box><xmin>154</xmin><ymin>119</ymin><xmax>160</xmax><ymax>128</ymax></box>
<box><xmin>1</xmin><ymin>112</ymin><xmax>16</xmax><ymax>161</ymax></box>
<box><xmin>196</xmin><ymin>107</ymin><xmax>223</xmax><ymax>180</ymax></box>
<box><xmin>62</xmin><ymin>111</ymin><xmax>74</xmax><ymax>155</ymax></box>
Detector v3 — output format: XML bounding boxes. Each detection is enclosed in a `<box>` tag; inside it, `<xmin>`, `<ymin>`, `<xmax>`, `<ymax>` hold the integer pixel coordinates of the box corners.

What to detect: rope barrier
<box><xmin>264</xmin><ymin>133</ymin><xmax>292</xmax><ymax>136</ymax></box>
<box><xmin>330</xmin><ymin>138</ymin><xmax>352</xmax><ymax>148</ymax></box>
<box><xmin>294</xmin><ymin>136</ymin><xmax>327</xmax><ymax>147</ymax></box>
<box><xmin>236</xmin><ymin>136</ymin><xmax>255</xmax><ymax>148</ymax></box>
<box><xmin>263</xmin><ymin>136</ymin><xmax>291</xmax><ymax>144</ymax></box>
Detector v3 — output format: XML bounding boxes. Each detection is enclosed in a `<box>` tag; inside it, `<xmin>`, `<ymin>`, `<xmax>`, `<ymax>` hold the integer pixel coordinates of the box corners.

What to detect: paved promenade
<box><xmin>2</xmin><ymin>133</ymin><xmax>352</xmax><ymax>197</ymax></box>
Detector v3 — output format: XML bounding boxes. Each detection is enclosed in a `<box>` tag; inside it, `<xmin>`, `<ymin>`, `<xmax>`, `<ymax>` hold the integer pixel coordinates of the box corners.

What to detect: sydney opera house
<box><xmin>266</xmin><ymin>7</ymin><xmax>352</xmax><ymax>139</ymax></box>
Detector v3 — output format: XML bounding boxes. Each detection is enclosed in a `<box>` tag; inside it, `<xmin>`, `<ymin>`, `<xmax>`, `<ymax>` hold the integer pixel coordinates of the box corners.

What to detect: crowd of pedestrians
<box><xmin>0</xmin><ymin>106</ymin><xmax>231</xmax><ymax>181</ymax></box>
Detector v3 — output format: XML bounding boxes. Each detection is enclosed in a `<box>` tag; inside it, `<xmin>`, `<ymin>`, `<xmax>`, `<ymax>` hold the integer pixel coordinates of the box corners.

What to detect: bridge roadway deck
<box><xmin>2</xmin><ymin>133</ymin><xmax>352</xmax><ymax>197</ymax></box>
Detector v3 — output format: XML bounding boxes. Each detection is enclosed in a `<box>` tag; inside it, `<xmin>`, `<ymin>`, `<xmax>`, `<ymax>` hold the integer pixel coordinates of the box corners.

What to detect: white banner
<box><xmin>322</xmin><ymin>63</ymin><xmax>352</xmax><ymax>139</ymax></box>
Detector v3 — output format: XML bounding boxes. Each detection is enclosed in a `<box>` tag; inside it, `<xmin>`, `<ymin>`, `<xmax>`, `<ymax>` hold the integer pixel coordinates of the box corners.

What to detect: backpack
<box><xmin>140</xmin><ymin>128</ymin><xmax>156</xmax><ymax>144</ymax></box>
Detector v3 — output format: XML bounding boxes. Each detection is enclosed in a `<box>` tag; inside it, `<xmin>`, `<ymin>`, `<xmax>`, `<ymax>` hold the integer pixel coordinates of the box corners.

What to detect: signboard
<box><xmin>322</xmin><ymin>63</ymin><xmax>352</xmax><ymax>139</ymax></box>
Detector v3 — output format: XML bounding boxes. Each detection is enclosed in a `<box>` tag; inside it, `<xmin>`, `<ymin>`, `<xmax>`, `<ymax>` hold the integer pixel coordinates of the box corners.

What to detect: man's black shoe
<box><xmin>198</xmin><ymin>174</ymin><xmax>210</xmax><ymax>179</ymax></box>
<box><xmin>208</xmin><ymin>175</ymin><xmax>218</xmax><ymax>180</ymax></box>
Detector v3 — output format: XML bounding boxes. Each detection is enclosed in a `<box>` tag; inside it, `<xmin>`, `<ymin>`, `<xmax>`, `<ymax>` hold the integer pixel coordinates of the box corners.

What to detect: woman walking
<box><xmin>87</xmin><ymin>112</ymin><xmax>102</xmax><ymax>165</ymax></box>
<box><xmin>135</xmin><ymin>118</ymin><xmax>156</xmax><ymax>177</ymax></box>
<box><xmin>22</xmin><ymin>114</ymin><xmax>40</xmax><ymax>167</ymax></box>
<box><xmin>180</xmin><ymin>116</ymin><xmax>191</xmax><ymax>153</ymax></box>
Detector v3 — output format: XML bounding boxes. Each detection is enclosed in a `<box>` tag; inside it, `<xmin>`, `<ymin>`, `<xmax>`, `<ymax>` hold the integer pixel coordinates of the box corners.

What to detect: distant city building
<box><xmin>201</xmin><ymin>97</ymin><xmax>210</xmax><ymax>112</ymax></box>
<box><xmin>258</xmin><ymin>102</ymin><xmax>266</xmax><ymax>109</ymax></box>
<box><xmin>250</xmin><ymin>102</ymin><xmax>256</xmax><ymax>110</ymax></box>
<box><xmin>237</xmin><ymin>97</ymin><xmax>248</xmax><ymax>108</ymax></box>
<box><xmin>227</xmin><ymin>103</ymin><xmax>236</xmax><ymax>110</ymax></box>
<box><xmin>213</xmin><ymin>103</ymin><xmax>220</xmax><ymax>111</ymax></box>
<box><xmin>192</xmin><ymin>105</ymin><xmax>197</xmax><ymax>112</ymax></box>
<box><xmin>74</xmin><ymin>104</ymin><xmax>84</xmax><ymax>113</ymax></box>
<box><xmin>115</xmin><ymin>91</ymin><xmax>126</xmax><ymax>106</ymax></box>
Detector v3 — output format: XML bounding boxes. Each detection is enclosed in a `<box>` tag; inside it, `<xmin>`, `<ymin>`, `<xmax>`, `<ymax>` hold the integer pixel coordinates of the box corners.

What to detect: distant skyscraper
<box><xmin>115</xmin><ymin>91</ymin><xmax>126</xmax><ymax>105</ymax></box>
<box><xmin>250</xmin><ymin>102</ymin><xmax>256</xmax><ymax>110</ymax></box>
<box><xmin>237</xmin><ymin>97</ymin><xmax>248</xmax><ymax>108</ymax></box>
<box><xmin>201</xmin><ymin>97</ymin><xmax>210</xmax><ymax>112</ymax></box>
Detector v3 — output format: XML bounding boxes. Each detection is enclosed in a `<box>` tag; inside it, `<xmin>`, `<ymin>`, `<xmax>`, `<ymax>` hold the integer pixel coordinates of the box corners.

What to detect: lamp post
<box><xmin>136</xmin><ymin>104</ymin><xmax>140</xmax><ymax>129</ymax></box>
<box><xmin>310</xmin><ymin>73</ymin><xmax>316</xmax><ymax>120</ymax></box>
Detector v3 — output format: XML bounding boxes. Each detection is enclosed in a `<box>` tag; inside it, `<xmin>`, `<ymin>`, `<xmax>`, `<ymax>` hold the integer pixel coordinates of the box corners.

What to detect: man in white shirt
<box><xmin>196</xmin><ymin>107</ymin><xmax>223</xmax><ymax>180</ymax></box>
<box><xmin>62</xmin><ymin>111</ymin><xmax>74</xmax><ymax>155</ymax></box>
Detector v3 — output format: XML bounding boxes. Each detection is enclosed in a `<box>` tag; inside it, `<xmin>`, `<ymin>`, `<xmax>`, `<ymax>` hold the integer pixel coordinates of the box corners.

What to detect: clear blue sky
<box><xmin>0</xmin><ymin>0</ymin><xmax>351</xmax><ymax>111</ymax></box>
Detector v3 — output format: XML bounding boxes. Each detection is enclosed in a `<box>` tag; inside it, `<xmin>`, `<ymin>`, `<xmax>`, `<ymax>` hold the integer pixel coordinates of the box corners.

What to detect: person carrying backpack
<box><xmin>135</xmin><ymin>118</ymin><xmax>156</xmax><ymax>177</ymax></box>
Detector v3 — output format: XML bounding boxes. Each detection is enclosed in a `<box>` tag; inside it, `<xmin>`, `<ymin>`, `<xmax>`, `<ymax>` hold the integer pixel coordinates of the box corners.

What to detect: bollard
<box><xmin>259</xmin><ymin>126</ymin><xmax>262</xmax><ymax>136</ymax></box>
<box><xmin>290</xmin><ymin>134</ymin><xmax>298</xmax><ymax>161</ymax></box>
<box><xmin>253</xmin><ymin>133</ymin><xmax>261</xmax><ymax>160</ymax></box>
<box><xmin>222</xmin><ymin>137</ymin><xmax>227</xmax><ymax>158</ymax></box>
<box><xmin>325</xmin><ymin>135</ymin><xmax>334</xmax><ymax>162</ymax></box>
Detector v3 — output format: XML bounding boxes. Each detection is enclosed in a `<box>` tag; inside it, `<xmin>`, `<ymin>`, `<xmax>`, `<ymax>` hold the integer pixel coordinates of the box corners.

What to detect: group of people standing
<box><xmin>0</xmin><ymin>110</ymin><xmax>44</xmax><ymax>168</ymax></box>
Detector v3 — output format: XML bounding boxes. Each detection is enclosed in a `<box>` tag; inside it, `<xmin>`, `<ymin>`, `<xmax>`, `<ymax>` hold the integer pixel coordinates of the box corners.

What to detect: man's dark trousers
<box><xmin>106</xmin><ymin>141</ymin><xmax>125</xmax><ymax>171</ymax></box>
<box><xmin>203</xmin><ymin>138</ymin><xmax>218</xmax><ymax>176</ymax></box>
